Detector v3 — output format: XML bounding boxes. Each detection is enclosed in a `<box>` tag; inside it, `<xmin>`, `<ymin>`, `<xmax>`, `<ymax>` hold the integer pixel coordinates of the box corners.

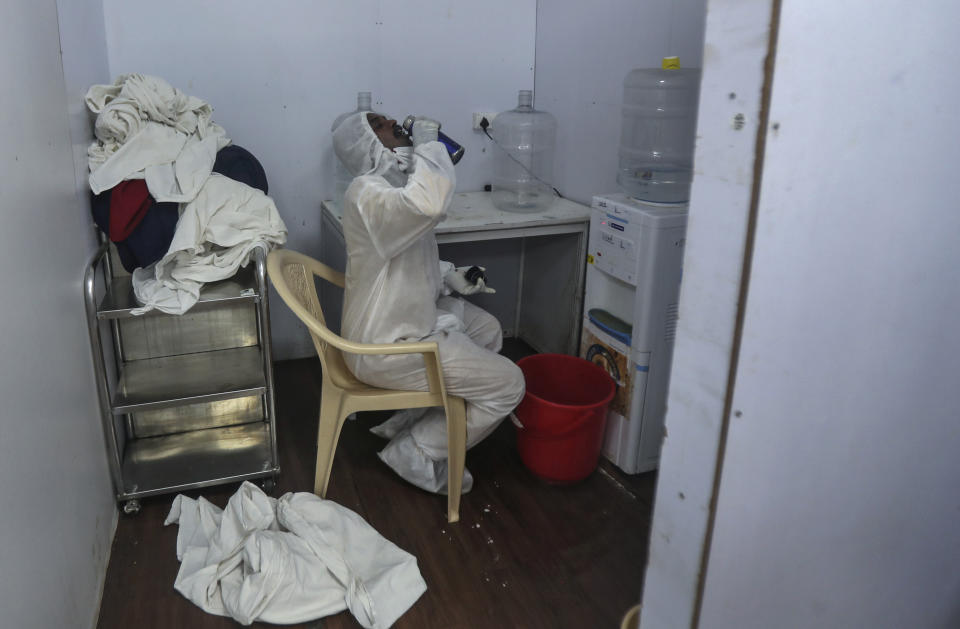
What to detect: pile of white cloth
<box><xmin>165</xmin><ymin>481</ymin><xmax>427</xmax><ymax>628</ymax></box>
<box><xmin>130</xmin><ymin>173</ymin><xmax>286</xmax><ymax>315</ymax></box>
<box><xmin>86</xmin><ymin>74</ymin><xmax>287</xmax><ymax>314</ymax></box>
<box><xmin>86</xmin><ymin>73</ymin><xmax>231</xmax><ymax>202</ymax></box>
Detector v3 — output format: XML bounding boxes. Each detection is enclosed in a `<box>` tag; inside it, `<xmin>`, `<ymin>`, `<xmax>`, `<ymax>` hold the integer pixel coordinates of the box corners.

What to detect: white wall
<box><xmin>533</xmin><ymin>0</ymin><xmax>707</xmax><ymax>206</ymax></box>
<box><xmin>101</xmin><ymin>0</ymin><xmax>536</xmax><ymax>358</ymax></box>
<box><xmin>697</xmin><ymin>2</ymin><xmax>960</xmax><ymax>627</ymax></box>
<box><xmin>0</xmin><ymin>1</ymin><xmax>116</xmax><ymax>627</ymax></box>
<box><xmin>58</xmin><ymin>0</ymin><xmax>111</xmax><ymax>207</ymax></box>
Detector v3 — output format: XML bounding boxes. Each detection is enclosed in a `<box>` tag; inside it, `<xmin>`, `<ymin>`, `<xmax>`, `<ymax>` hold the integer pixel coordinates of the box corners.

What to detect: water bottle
<box><xmin>331</xmin><ymin>91</ymin><xmax>372</xmax><ymax>205</ymax></box>
<box><xmin>490</xmin><ymin>90</ymin><xmax>557</xmax><ymax>213</ymax></box>
<box><xmin>401</xmin><ymin>116</ymin><xmax>465</xmax><ymax>164</ymax></box>
<box><xmin>618</xmin><ymin>61</ymin><xmax>701</xmax><ymax>204</ymax></box>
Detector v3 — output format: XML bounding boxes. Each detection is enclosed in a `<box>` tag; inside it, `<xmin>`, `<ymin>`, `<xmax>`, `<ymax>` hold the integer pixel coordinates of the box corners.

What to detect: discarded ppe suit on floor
<box><xmin>86</xmin><ymin>73</ymin><xmax>231</xmax><ymax>202</ymax></box>
<box><xmin>332</xmin><ymin>111</ymin><xmax>525</xmax><ymax>495</ymax></box>
<box><xmin>164</xmin><ymin>481</ymin><xmax>426</xmax><ymax>628</ymax></box>
<box><xmin>131</xmin><ymin>173</ymin><xmax>287</xmax><ymax>315</ymax></box>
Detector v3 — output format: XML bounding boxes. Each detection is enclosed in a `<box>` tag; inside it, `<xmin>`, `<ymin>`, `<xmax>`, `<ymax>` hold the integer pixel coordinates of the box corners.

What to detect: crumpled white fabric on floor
<box><xmin>86</xmin><ymin>73</ymin><xmax>230</xmax><ymax>202</ymax></box>
<box><xmin>164</xmin><ymin>481</ymin><xmax>427</xmax><ymax>628</ymax></box>
<box><xmin>131</xmin><ymin>173</ymin><xmax>287</xmax><ymax>315</ymax></box>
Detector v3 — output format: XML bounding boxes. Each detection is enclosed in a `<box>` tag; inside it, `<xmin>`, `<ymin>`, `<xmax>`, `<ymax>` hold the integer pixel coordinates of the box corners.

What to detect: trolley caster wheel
<box><xmin>122</xmin><ymin>500</ymin><xmax>141</xmax><ymax>516</ymax></box>
<box><xmin>261</xmin><ymin>478</ymin><xmax>276</xmax><ymax>494</ymax></box>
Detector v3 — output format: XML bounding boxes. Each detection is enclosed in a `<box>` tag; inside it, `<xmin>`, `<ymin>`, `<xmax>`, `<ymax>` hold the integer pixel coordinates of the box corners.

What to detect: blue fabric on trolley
<box><xmin>91</xmin><ymin>145</ymin><xmax>269</xmax><ymax>272</ymax></box>
<box><xmin>212</xmin><ymin>144</ymin><xmax>269</xmax><ymax>194</ymax></box>
<box><xmin>91</xmin><ymin>190</ymin><xmax>179</xmax><ymax>273</ymax></box>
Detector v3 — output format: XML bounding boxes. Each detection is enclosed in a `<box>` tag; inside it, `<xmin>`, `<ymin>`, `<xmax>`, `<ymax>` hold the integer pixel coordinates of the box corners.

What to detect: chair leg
<box><xmin>314</xmin><ymin>388</ymin><xmax>347</xmax><ymax>497</ymax></box>
<box><xmin>445</xmin><ymin>396</ymin><xmax>468</xmax><ymax>523</ymax></box>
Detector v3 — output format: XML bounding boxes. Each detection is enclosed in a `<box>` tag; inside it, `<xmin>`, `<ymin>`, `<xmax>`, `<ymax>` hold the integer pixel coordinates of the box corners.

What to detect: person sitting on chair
<box><xmin>331</xmin><ymin>110</ymin><xmax>525</xmax><ymax>494</ymax></box>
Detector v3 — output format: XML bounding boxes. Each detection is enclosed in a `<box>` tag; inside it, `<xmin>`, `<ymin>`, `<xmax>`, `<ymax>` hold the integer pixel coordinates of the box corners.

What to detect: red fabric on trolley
<box><xmin>108</xmin><ymin>179</ymin><xmax>153</xmax><ymax>242</ymax></box>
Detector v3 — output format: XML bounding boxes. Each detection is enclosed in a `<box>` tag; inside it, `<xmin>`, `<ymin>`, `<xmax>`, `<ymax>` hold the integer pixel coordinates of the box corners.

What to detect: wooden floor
<box><xmin>97</xmin><ymin>352</ymin><xmax>657</xmax><ymax>629</ymax></box>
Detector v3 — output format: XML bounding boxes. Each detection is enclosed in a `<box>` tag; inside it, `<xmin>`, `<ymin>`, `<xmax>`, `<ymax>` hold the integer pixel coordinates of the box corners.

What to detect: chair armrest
<box><xmin>338</xmin><ymin>337</ymin><xmax>447</xmax><ymax>397</ymax></box>
<box><xmin>334</xmin><ymin>337</ymin><xmax>439</xmax><ymax>357</ymax></box>
<box><xmin>277</xmin><ymin>293</ymin><xmax>439</xmax><ymax>358</ymax></box>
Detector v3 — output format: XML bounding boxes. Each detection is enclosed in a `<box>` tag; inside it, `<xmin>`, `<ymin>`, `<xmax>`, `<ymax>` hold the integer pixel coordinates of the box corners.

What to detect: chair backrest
<box><xmin>266</xmin><ymin>249</ymin><xmax>360</xmax><ymax>390</ymax></box>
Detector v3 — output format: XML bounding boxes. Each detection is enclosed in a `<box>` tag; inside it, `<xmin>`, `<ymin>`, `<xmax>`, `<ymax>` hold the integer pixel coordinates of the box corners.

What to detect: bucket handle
<box><xmin>510</xmin><ymin>409</ymin><xmax>600</xmax><ymax>438</ymax></box>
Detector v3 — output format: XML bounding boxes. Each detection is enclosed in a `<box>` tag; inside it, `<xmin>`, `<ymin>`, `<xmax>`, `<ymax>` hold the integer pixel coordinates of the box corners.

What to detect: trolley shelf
<box><xmin>113</xmin><ymin>346</ymin><xmax>266</xmax><ymax>413</ymax></box>
<box><xmin>120</xmin><ymin>422</ymin><xmax>275</xmax><ymax>499</ymax></box>
<box><xmin>97</xmin><ymin>269</ymin><xmax>260</xmax><ymax>320</ymax></box>
<box><xmin>85</xmin><ymin>240</ymin><xmax>279</xmax><ymax>510</ymax></box>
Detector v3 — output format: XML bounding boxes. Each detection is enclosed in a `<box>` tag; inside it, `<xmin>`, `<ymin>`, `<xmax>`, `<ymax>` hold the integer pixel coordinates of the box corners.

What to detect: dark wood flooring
<box><xmin>97</xmin><ymin>350</ymin><xmax>657</xmax><ymax>629</ymax></box>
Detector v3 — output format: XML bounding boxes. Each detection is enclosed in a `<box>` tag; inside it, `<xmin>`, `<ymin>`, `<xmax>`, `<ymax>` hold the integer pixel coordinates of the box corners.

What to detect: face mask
<box><xmin>393</xmin><ymin>146</ymin><xmax>414</xmax><ymax>173</ymax></box>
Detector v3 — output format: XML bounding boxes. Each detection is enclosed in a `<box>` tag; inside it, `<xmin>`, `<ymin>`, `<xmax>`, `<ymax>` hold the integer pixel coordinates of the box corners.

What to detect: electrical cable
<box><xmin>480</xmin><ymin>118</ymin><xmax>563</xmax><ymax>198</ymax></box>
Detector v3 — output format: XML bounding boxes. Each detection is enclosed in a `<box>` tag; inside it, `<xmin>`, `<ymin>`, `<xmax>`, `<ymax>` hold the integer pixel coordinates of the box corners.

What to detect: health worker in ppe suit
<box><xmin>332</xmin><ymin>111</ymin><xmax>525</xmax><ymax>494</ymax></box>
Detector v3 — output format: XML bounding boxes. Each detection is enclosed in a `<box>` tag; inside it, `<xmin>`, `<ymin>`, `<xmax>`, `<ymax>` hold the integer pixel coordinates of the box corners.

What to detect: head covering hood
<box><xmin>332</xmin><ymin>111</ymin><xmax>407</xmax><ymax>187</ymax></box>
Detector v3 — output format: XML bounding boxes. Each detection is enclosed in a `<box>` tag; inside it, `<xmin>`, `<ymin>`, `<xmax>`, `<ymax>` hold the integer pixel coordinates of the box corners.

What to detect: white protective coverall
<box><xmin>332</xmin><ymin>112</ymin><xmax>525</xmax><ymax>494</ymax></box>
<box><xmin>165</xmin><ymin>481</ymin><xmax>426</xmax><ymax>628</ymax></box>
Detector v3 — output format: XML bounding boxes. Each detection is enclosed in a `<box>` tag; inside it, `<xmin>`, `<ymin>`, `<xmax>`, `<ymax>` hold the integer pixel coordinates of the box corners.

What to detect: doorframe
<box><xmin>637</xmin><ymin>1</ymin><xmax>782</xmax><ymax>627</ymax></box>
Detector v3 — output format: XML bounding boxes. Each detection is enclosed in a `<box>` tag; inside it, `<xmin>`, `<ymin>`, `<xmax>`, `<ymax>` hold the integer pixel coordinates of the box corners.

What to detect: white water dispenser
<box><xmin>580</xmin><ymin>193</ymin><xmax>687</xmax><ymax>473</ymax></box>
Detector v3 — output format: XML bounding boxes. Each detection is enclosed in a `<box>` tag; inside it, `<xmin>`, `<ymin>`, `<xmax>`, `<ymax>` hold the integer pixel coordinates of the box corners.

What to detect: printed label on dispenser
<box><xmin>581</xmin><ymin>320</ymin><xmax>633</xmax><ymax>418</ymax></box>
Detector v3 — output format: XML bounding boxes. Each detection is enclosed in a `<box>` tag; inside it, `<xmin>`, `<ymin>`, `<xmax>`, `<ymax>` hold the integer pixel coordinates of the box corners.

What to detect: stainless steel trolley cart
<box><xmin>83</xmin><ymin>239</ymin><xmax>280</xmax><ymax>514</ymax></box>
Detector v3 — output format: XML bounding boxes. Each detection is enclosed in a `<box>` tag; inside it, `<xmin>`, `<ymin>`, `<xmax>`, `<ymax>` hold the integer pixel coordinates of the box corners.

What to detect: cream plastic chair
<box><xmin>266</xmin><ymin>248</ymin><xmax>468</xmax><ymax>523</ymax></box>
<box><xmin>620</xmin><ymin>604</ymin><xmax>640</xmax><ymax>629</ymax></box>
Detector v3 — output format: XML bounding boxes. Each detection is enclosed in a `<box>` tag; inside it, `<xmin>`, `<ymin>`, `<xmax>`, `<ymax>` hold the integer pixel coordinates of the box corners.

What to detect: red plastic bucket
<box><xmin>513</xmin><ymin>353</ymin><xmax>616</xmax><ymax>483</ymax></box>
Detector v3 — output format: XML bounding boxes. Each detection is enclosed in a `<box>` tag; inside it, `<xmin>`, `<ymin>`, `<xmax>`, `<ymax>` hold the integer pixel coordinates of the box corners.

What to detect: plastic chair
<box><xmin>266</xmin><ymin>248</ymin><xmax>468</xmax><ymax>523</ymax></box>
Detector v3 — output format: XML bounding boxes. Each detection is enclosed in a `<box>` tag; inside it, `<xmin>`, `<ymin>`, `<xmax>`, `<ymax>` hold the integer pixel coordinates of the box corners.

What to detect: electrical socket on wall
<box><xmin>472</xmin><ymin>112</ymin><xmax>497</xmax><ymax>130</ymax></box>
